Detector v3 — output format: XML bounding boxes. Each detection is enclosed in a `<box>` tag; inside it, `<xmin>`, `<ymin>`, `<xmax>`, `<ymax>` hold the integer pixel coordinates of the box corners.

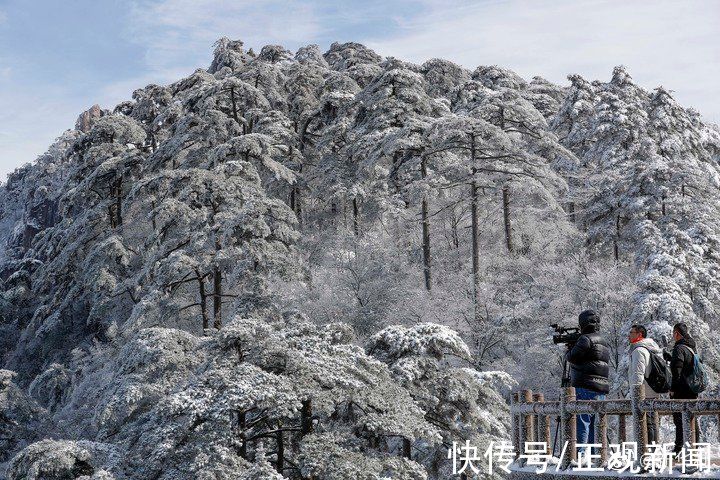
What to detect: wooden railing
<box><xmin>510</xmin><ymin>385</ymin><xmax>720</xmax><ymax>469</ymax></box>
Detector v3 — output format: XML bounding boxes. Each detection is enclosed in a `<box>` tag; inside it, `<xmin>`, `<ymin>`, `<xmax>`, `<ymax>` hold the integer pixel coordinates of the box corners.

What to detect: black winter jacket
<box><xmin>566</xmin><ymin>324</ymin><xmax>610</xmax><ymax>393</ymax></box>
<box><xmin>663</xmin><ymin>336</ymin><xmax>698</xmax><ymax>399</ymax></box>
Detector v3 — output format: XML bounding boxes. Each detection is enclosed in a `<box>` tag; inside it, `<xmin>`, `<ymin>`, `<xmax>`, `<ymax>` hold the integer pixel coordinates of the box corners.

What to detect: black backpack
<box><xmin>639</xmin><ymin>346</ymin><xmax>672</xmax><ymax>393</ymax></box>
<box><xmin>680</xmin><ymin>345</ymin><xmax>708</xmax><ymax>394</ymax></box>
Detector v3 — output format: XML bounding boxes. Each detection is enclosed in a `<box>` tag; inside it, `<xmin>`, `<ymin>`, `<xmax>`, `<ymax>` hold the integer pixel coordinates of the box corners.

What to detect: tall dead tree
<box><xmin>470</xmin><ymin>137</ymin><xmax>481</xmax><ymax>323</ymax></box>
<box><xmin>502</xmin><ymin>185</ymin><xmax>514</xmax><ymax>254</ymax></box>
<box><xmin>421</xmin><ymin>155</ymin><xmax>432</xmax><ymax>291</ymax></box>
<box><xmin>352</xmin><ymin>197</ymin><xmax>360</xmax><ymax>236</ymax></box>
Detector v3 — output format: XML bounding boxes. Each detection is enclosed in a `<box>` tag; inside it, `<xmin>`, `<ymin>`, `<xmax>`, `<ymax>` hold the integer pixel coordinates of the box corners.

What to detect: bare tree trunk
<box><xmin>296</xmin><ymin>190</ymin><xmax>302</xmax><ymax>227</ymax></box>
<box><xmin>108</xmin><ymin>204</ymin><xmax>116</xmax><ymax>228</ymax></box>
<box><xmin>568</xmin><ymin>201</ymin><xmax>576</xmax><ymax>224</ymax></box>
<box><xmin>276</xmin><ymin>423</ymin><xmax>284</xmax><ymax>474</ymax></box>
<box><xmin>566</xmin><ymin>176</ymin><xmax>576</xmax><ymax>224</ymax></box>
<box><xmin>502</xmin><ymin>185</ymin><xmax>513</xmax><ymax>254</ymax></box>
<box><xmin>331</xmin><ymin>202</ymin><xmax>337</xmax><ymax>227</ymax></box>
<box><xmin>301</xmin><ymin>399</ymin><xmax>313</xmax><ymax>437</ymax></box>
<box><xmin>402</xmin><ymin>438</ymin><xmax>412</xmax><ymax>459</ymax></box>
<box><xmin>391</xmin><ymin>151</ymin><xmax>402</xmax><ymax>195</ymax></box>
<box><xmin>613</xmin><ymin>240</ymin><xmax>619</xmax><ymax>263</ymax></box>
<box><xmin>150</xmin><ymin>200</ymin><xmax>157</xmax><ymax>232</ymax></box>
<box><xmin>109</xmin><ymin>178</ymin><xmax>123</xmax><ymax>228</ymax></box>
<box><xmin>470</xmin><ymin>137</ymin><xmax>481</xmax><ymax>324</ymax></box>
<box><xmin>196</xmin><ymin>269</ymin><xmax>209</xmax><ymax>331</ymax></box>
<box><xmin>213</xmin><ymin>266</ymin><xmax>222</xmax><ymax>330</ymax></box>
<box><xmin>294</xmin><ymin>154</ymin><xmax>303</xmax><ymax>229</ymax></box>
<box><xmin>353</xmin><ymin>197</ymin><xmax>360</xmax><ymax>237</ymax></box>
<box><xmin>115</xmin><ymin>178</ymin><xmax>123</xmax><ymax>227</ymax></box>
<box><xmin>451</xmin><ymin>210</ymin><xmax>460</xmax><ymax>250</ymax></box>
<box><xmin>613</xmin><ymin>214</ymin><xmax>620</xmax><ymax>263</ymax></box>
<box><xmin>208</xmin><ymin>207</ymin><xmax>222</xmax><ymax>329</ymax></box>
<box><xmin>229</xmin><ymin>87</ymin><xmax>241</xmax><ymax>129</ymax></box>
<box><xmin>213</xmin><ymin>236</ymin><xmax>222</xmax><ymax>330</ymax></box>
<box><xmin>343</xmin><ymin>200</ymin><xmax>348</xmax><ymax>230</ymax></box>
<box><xmin>661</xmin><ymin>193</ymin><xmax>667</xmax><ymax>216</ymax></box>
<box><xmin>238</xmin><ymin>410</ymin><xmax>247</xmax><ymax>459</ymax></box>
<box><xmin>421</xmin><ymin>156</ymin><xmax>432</xmax><ymax>291</ymax></box>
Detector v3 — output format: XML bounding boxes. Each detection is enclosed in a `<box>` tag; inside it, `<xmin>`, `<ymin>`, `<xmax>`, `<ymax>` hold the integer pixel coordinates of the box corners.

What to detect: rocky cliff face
<box><xmin>74</xmin><ymin>104</ymin><xmax>106</xmax><ymax>133</ymax></box>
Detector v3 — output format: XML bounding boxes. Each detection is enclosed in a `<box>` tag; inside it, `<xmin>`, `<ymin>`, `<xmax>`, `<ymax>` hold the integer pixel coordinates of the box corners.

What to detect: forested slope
<box><xmin>0</xmin><ymin>38</ymin><xmax>719</xmax><ymax>479</ymax></box>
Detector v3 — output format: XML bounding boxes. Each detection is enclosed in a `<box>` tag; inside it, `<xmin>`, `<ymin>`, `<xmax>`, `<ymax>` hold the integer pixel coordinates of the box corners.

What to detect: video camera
<box><xmin>551</xmin><ymin>323</ymin><xmax>581</xmax><ymax>345</ymax></box>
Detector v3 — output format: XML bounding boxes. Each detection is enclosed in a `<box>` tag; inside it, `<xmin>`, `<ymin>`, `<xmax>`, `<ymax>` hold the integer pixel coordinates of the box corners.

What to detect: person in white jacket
<box><xmin>628</xmin><ymin>324</ymin><xmax>663</xmax><ymax>445</ymax></box>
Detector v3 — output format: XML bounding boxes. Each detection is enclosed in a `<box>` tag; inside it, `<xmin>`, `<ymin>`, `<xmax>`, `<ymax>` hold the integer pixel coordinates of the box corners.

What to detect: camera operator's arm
<box><xmin>566</xmin><ymin>335</ymin><xmax>591</xmax><ymax>364</ymax></box>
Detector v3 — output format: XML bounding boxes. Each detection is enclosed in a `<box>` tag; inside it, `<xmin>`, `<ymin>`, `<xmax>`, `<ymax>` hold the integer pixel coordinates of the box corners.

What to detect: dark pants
<box><xmin>672</xmin><ymin>412</ymin><xmax>699</xmax><ymax>452</ymax></box>
<box><xmin>647</xmin><ymin>413</ymin><xmax>657</xmax><ymax>445</ymax></box>
<box><xmin>672</xmin><ymin>392</ymin><xmax>698</xmax><ymax>453</ymax></box>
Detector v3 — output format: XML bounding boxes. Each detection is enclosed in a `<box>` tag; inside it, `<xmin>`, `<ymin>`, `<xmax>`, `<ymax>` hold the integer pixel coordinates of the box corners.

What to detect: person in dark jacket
<box><xmin>663</xmin><ymin>322</ymin><xmax>699</xmax><ymax>453</ymax></box>
<box><xmin>566</xmin><ymin>310</ymin><xmax>610</xmax><ymax>448</ymax></box>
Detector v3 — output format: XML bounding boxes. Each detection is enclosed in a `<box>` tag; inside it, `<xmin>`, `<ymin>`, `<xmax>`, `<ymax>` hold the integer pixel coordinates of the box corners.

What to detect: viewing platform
<box><xmin>508</xmin><ymin>385</ymin><xmax>720</xmax><ymax>478</ymax></box>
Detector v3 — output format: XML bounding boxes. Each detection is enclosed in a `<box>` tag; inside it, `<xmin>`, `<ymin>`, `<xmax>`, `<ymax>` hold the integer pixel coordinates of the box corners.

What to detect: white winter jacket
<box><xmin>629</xmin><ymin>337</ymin><xmax>663</xmax><ymax>399</ymax></box>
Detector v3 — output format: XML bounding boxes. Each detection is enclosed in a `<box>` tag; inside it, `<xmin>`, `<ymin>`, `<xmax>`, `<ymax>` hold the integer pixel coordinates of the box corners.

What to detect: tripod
<box><xmin>552</xmin><ymin>353</ymin><xmax>571</xmax><ymax>456</ymax></box>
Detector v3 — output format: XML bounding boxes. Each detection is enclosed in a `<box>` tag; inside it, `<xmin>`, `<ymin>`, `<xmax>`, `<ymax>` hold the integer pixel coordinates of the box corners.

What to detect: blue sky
<box><xmin>0</xmin><ymin>0</ymin><xmax>718</xmax><ymax>180</ymax></box>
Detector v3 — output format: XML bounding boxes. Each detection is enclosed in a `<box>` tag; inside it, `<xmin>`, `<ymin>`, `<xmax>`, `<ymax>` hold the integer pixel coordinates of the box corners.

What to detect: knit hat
<box><xmin>578</xmin><ymin>310</ymin><xmax>600</xmax><ymax>329</ymax></box>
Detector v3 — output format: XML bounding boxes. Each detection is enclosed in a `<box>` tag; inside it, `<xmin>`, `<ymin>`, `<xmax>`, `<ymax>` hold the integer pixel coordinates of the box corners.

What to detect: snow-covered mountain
<box><xmin>1</xmin><ymin>38</ymin><xmax>719</xmax><ymax>479</ymax></box>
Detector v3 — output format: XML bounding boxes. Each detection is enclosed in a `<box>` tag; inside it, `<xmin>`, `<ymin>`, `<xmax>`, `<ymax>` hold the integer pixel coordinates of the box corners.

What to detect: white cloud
<box><xmin>365</xmin><ymin>0</ymin><xmax>720</xmax><ymax>123</ymax></box>
<box><xmin>127</xmin><ymin>0</ymin><xmax>324</xmax><ymax>72</ymax></box>
<box><xmin>96</xmin><ymin>67</ymin><xmax>196</xmax><ymax>108</ymax></box>
<box><xmin>0</xmin><ymin>0</ymin><xmax>329</xmax><ymax>181</ymax></box>
<box><xmin>3</xmin><ymin>0</ymin><xmax>718</xmax><ymax>182</ymax></box>
<box><xmin>95</xmin><ymin>0</ymin><xmax>329</xmax><ymax>114</ymax></box>
<box><xmin>0</xmin><ymin>88</ymin><xmax>81</xmax><ymax>181</ymax></box>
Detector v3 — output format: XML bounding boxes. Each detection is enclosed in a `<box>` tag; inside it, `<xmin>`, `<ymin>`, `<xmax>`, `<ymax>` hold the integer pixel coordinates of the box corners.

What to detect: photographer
<box><xmin>566</xmin><ymin>310</ymin><xmax>610</xmax><ymax>446</ymax></box>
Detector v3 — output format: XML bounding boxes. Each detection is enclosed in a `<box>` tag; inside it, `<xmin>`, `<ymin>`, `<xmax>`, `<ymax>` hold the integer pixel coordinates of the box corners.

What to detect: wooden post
<box><xmin>519</xmin><ymin>389</ymin><xmax>534</xmax><ymax>465</ymax></box>
<box><xmin>618</xmin><ymin>414</ymin><xmax>627</xmax><ymax>443</ymax></box>
<box><xmin>534</xmin><ymin>393</ymin><xmax>550</xmax><ymax>454</ymax></box>
<box><xmin>691</xmin><ymin>412</ymin><xmax>698</xmax><ymax>445</ymax></box>
<box><xmin>651</xmin><ymin>411</ymin><xmax>660</xmax><ymax>445</ymax></box>
<box><xmin>511</xmin><ymin>392</ymin><xmax>520</xmax><ymax>458</ymax></box>
<box><xmin>598</xmin><ymin>412</ymin><xmax>608</xmax><ymax>466</ymax></box>
<box><xmin>523</xmin><ymin>390</ymin><xmax>535</xmax><ymax>442</ymax></box>
<box><xmin>560</xmin><ymin>387</ymin><xmax>576</xmax><ymax>469</ymax></box>
<box><xmin>631</xmin><ymin>384</ymin><xmax>647</xmax><ymax>458</ymax></box>
<box><xmin>532</xmin><ymin>393</ymin><xmax>541</xmax><ymax>441</ymax></box>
